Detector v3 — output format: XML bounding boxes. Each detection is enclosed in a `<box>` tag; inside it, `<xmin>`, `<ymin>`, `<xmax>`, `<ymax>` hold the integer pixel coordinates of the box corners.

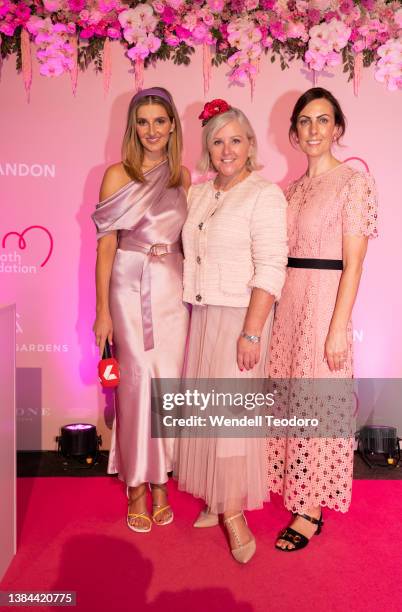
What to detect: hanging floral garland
<box><xmin>1</xmin><ymin>0</ymin><xmax>401</xmax><ymax>98</ymax></box>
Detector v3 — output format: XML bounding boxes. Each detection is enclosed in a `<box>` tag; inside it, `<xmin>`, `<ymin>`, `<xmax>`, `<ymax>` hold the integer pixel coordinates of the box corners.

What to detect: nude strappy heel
<box><xmin>223</xmin><ymin>512</ymin><xmax>256</xmax><ymax>564</ymax></box>
<box><xmin>193</xmin><ymin>507</ymin><xmax>219</xmax><ymax>528</ymax></box>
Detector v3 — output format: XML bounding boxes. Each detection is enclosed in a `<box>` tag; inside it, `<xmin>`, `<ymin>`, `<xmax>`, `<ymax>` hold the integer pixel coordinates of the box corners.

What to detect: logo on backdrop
<box><xmin>16</xmin><ymin>312</ymin><xmax>69</xmax><ymax>353</ymax></box>
<box><xmin>0</xmin><ymin>162</ymin><xmax>55</xmax><ymax>178</ymax></box>
<box><xmin>1</xmin><ymin>225</ymin><xmax>53</xmax><ymax>274</ymax></box>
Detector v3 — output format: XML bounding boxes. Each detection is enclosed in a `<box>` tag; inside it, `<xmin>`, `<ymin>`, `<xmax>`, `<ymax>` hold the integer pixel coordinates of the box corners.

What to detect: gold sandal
<box><xmin>126</xmin><ymin>485</ymin><xmax>152</xmax><ymax>533</ymax></box>
<box><xmin>149</xmin><ymin>483</ymin><xmax>174</xmax><ymax>526</ymax></box>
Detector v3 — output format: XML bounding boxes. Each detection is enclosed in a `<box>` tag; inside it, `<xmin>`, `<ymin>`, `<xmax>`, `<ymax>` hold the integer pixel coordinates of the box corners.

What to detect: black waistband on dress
<box><xmin>287</xmin><ymin>257</ymin><xmax>343</xmax><ymax>270</ymax></box>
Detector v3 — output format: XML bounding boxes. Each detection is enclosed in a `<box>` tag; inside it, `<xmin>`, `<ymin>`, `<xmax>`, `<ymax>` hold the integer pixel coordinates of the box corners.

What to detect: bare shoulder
<box><xmin>99</xmin><ymin>162</ymin><xmax>132</xmax><ymax>201</ymax></box>
<box><xmin>181</xmin><ymin>166</ymin><xmax>192</xmax><ymax>194</ymax></box>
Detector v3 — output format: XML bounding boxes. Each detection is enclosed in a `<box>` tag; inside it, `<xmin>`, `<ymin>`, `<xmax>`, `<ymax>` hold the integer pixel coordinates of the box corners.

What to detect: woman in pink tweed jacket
<box><xmin>174</xmin><ymin>100</ymin><xmax>288</xmax><ymax>564</ymax></box>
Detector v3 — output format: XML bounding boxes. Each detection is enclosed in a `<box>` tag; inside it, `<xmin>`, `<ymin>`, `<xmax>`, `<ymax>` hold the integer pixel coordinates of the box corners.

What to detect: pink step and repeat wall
<box><xmin>1</xmin><ymin>44</ymin><xmax>401</xmax><ymax>450</ymax></box>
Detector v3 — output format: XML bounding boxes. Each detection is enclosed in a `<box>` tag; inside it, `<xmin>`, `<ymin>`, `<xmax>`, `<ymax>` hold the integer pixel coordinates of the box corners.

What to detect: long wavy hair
<box><xmin>121</xmin><ymin>88</ymin><xmax>183</xmax><ymax>187</ymax></box>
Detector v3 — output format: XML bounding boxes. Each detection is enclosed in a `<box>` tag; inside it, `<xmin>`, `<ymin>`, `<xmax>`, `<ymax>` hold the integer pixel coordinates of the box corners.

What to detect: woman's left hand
<box><xmin>237</xmin><ymin>336</ymin><xmax>261</xmax><ymax>371</ymax></box>
<box><xmin>324</xmin><ymin>328</ymin><xmax>348</xmax><ymax>372</ymax></box>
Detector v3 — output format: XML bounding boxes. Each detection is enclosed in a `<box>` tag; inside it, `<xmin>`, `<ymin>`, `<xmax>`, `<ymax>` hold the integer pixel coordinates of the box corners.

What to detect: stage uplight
<box><xmin>357</xmin><ymin>425</ymin><xmax>401</xmax><ymax>469</ymax></box>
<box><xmin>57</xmin><ymin>424</ymin><xmax>102</xmax><ymax>463</ymax></box>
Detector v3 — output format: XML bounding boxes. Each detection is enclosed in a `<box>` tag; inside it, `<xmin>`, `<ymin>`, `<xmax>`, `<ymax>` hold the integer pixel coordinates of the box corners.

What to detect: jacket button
<box><xmin>196</xmin><ymin>256</ymin><xmax>201</xmax><ymax>264</ymax></box>
<box><xmin>195</xmin><ymin>294</ymin><xmax>202</xmax><ymax>302</ymax></box>
<box><xmin>198</xmin><ymin>222</ymin><xmax>203</xmax><ymax>230</ymax></box>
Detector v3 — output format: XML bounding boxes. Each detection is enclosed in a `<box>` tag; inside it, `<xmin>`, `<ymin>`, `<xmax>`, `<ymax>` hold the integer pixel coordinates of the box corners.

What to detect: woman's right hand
<box><xmin>93</xmin><ymin>311</ymin><xmax>113</xmax><ymax>357</ymax></box>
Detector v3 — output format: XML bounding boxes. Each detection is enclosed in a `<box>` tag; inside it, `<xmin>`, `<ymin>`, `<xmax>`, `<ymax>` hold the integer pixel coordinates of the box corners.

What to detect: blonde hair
<box><xmin>121</xmin><ymin>88</ymin><xmax>183</xmax><ymax>188</ymax></box>
<box><xmin>198</xmin><ymin>107</ymin><xmax>262</xmax><ymax>175</ymax></box>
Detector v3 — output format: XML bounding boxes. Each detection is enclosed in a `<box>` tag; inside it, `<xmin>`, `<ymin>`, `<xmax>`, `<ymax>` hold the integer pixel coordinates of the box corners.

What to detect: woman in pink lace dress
<box><xmin>267</xmin><ymin>88</ymin><xmax>378</xmax><ymax>551</ymax></box>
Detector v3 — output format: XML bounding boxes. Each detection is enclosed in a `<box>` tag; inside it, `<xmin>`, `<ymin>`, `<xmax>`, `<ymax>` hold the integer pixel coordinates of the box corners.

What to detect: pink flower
<box><xmin>0</xmin><ymin>1</ymin><xmax>11</xmax><ymax>18</ymax></box>
<box><xmin>99</xmin><ymin>0</ymin><xmax>119</xmax><ymax>13</ymax></box>
<box><xmin>15</xmin><ymin>3</ymin><xmax>31</xmax><ymax>21</ymax></box>
<box><xmin>208</xmin><ymin>0</ymin><xmax>224</xmax><ymax>13</ymax></box>
<box><xmin>270</xmin><ymin>21</ymin><xmax>286</xmax><ymax>42</ymax></box>
<box><xmin>79</xmin><ymin>9</ymin><xmax>90</xmax><ymax>23</ymax></box>
<box><xmin>325</xmin><ymin>50</ymin><xmax>342</xmax><ymax>67</ymax></box>
<box><xmin>309</xmin><ymin>0</ymin><xmax>331</xmax><ymax>9</ymax></box>
<box><xmin>127</xmin><ymin>43</ymin><xmax>150</xmax><ymax>61</ymax></box>
<box><xmin>324</xmin><ymin>11</ymin><xmax>339</xmax><ymax>23</ymax></box>
<box><xmin>175</xmin><ymin>25</ymin><xmax>191</xmax><ymax>40</ymax></box>
<box><xmin>89</xmin><ymin>10</ymin><xmax>102</xmax><ymax>25</ymax></box>
<box><xmin>200</xmin><ymin>10</ymin><xmax>214</xmax><ymax>27</ymax></box>
<box><xmin>147</xmin><ymin>32</ymin><xmax>161</xmax><ymax>52</ymax></box>
<box><xmin>192</xmin><ymin>22</ymin><xmax>209</xmax><ymax>42</ymax></box>
<box><xmin>166</xmin><ymin>0</ymin><xmax>184</xmax><ymax>9</ymax></box>
<box><xmin>95</xmin><ymin>23</ymin><xmax>107</xmax><ymax>36</ymax></box>
<box><xmin>152</xmin><ymin>1</ymin><xmax>165</xmax><ymax>14</ymax></box>
<box><xmin>395</xmin><ymin>9</ymin><xmax>402</xmax><ymax>29</ymax></box>
<box><xmin>161</xmin><ymin>7</ymin><xmax>175</xmax><ymax>25</ymax></box>
<box><xmin>80</xmin><ymin>26</ymin><xmax>95</xmax><ymax>38</ymax></box>
<box><xmin>339</xmin><ymin>0</ymin><xmax>353</xmax><ymax>16</ymax></box>
<box><xmin>262</xmin><ymin>34</ymin><xmax>273</xmax><ymax>48</ymax></box>
<box><xmin>217</xmin><ymin>40</ymin><xmax>229</xmax><ymax>51</ymax></box>
<box><xmin>66</xmin><ymin>22</ymin><xmax>76</xmax><ymax>34</ymax></box>
<box><xmin>53</xmin><ymin>23</ymin><xmax>68</xmax><ymax>33</ymax></box>
<box><xmin>229</xmin><ymin>62</ymin><xmax>257</xmax><ymax>84</ymax></box>
<box><xmin>26</xmin><ymin>16</ymin><xmax>44</xmax><ymax>35</ymax></box>
<box><xmin>260</xmin><ymin>0</ymin><xmax>276</xmax><ymax>8</ymax></box>
<box><xmin>0</xmin><ymin>21</ymin><xmax>15</xmax><ymax>35</ymax></box>
<box><xmin>287</xmin><ymin>21</ymin><xmax>308</xmax><ymax>42</ymax></box>
<box><xmin>40</xmin><ymin>58</ymin><xmax>65</xmax><ymax>77</ymax></box>
<box><xmin>36</xmin><ymin>30</ymin><xmax>54</xmax><ymax>43</ymax></box>
<box><xmin>43</xmin><ymin>0</ymin><xmax>61</xmax><ymax>11</ymax></box>
<box><xmin>353</xmin><ymin>39</ymin><xmax>366</xmax><ymax>53</ymax></box>
<box><xmin>107</xmin><ymin>26</ymin><xmax>120</xmax><ymax>38</ymax></box>
<box><xmin>304</xmin><ymin>49</ymin><xmax>327</xmax><ymax>71</ymax></box>
<box><xmin>307</xmin><ymin>9</ymin><xmax>321</xmax><ymax>25</ymax></box>
<box><xmin>361</xmin><ymin>0</ymin><xmax>375</xmax><ymax>10</ymax></box>
<box><xmin>244</xmin><ymin>0</ymin><xmax>259</xmax><ymax>9</ymax></box>
<box><xmin>165</xmin><ymin>33</ymin><xmax>180</xmax><ymax>46</ymax></box>
<box><xmin>68</xmin><ymin>0</ymin><xmax>85</xmax><ymax>12</ymax></box>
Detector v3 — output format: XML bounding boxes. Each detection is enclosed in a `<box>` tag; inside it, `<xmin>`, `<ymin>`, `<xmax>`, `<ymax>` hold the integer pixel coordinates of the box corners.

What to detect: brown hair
<box><xmin>121</xmin><ymin>88</ymin><xmax>183</xmax><ymax>187</ymax></box>
<box><xmin>289</xmin><ymin>87</ymin><xmax>347</xmax><ymax>146</ymax></box>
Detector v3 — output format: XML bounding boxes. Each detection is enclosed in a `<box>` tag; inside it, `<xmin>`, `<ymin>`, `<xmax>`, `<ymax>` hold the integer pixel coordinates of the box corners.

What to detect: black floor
<box><xmin>17</xmin><ymin>450</ymin><xmax>402</xmax><ymax>479</ymax></box>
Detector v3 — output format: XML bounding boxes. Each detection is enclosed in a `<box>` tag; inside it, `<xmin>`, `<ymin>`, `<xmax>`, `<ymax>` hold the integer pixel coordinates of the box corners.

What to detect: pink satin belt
<box><xmin>119</xmin><ymin>238</ymin><xmax>182</xmax><ymax>351</ymax></box>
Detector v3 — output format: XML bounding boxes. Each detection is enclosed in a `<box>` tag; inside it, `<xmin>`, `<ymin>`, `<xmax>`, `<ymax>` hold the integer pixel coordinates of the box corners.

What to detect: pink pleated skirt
<box><xmin>174</xmin><ymin>304</ymin><xmax>273</xmax><ymax>514</ymax></box>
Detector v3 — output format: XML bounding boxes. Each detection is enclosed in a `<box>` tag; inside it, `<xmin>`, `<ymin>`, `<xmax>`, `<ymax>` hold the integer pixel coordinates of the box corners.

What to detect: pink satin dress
<box><xmin>92</xmin><ymin>161</ymin><xmax>189</xmax><ymax>487</ymax></box>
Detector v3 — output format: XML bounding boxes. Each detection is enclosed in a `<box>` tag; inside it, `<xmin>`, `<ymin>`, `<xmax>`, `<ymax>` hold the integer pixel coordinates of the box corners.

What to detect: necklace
<box><xmin>213</xmin><ymin>170</ymin><xmax>250</xmax><ymax>199</ymax></box>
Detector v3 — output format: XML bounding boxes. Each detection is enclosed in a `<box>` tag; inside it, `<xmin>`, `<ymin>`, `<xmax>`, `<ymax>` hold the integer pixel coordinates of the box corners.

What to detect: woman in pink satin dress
<box><xmin>268</xmin><ymin>88</ymin><xmax>378</xmax><ymax>551</ymax></box>
<box><xmin>92</xmin><ymin>88</ymin><xmax>190</xmax><ymax>533</ymax></box>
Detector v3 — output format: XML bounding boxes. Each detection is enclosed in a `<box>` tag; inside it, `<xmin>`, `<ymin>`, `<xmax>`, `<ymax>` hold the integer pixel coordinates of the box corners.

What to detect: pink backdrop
<box><xmin>1</xmin><ymin>44</ymin><xmax>401</xmax><ymax>449</ymax></box>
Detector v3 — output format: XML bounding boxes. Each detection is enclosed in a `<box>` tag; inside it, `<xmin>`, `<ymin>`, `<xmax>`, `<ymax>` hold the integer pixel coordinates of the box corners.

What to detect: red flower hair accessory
<box><xmin>198</xmin><ymin>99</ymin><xmax>232</xmax><ymax>126</ymax></box>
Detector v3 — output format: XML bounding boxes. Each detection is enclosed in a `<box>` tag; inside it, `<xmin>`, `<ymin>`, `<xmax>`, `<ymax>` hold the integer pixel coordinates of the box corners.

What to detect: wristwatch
<box><xmin>240</xmin><ymin>331</ymin><xmax>261</xmax><ymax>344</ymax></box>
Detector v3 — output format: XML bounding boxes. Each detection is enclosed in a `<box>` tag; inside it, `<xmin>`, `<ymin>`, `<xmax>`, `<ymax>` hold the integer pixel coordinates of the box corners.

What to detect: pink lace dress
<box><xmin>267</xmin><ymin>163</ymin><xmax>378</xmax><ymax>513</ymax></box>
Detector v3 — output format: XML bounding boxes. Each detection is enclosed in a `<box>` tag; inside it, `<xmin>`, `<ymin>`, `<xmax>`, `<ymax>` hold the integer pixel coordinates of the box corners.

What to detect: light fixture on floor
<box><xmin>56</xmin><ymin>424</ymin><xmax>102</xmax><ymax>464</ymax></box>
<box><xmin>356</xmin><ymin>425</ymin><xmax>400</xmax><ymax>469</ymax></box>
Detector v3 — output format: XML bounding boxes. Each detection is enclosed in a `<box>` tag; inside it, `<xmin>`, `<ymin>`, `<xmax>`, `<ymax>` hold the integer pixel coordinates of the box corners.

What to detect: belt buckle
<box><xmin>149</xmin><ymin>243</ymin><xmax>168</xmax><ymax>257</ymax></box>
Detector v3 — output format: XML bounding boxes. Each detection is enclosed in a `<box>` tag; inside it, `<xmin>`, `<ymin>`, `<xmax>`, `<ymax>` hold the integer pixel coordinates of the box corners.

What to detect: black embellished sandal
<box><xmin>275</xmin><ymin>512</ymin><xmax>323</xmax><ymax>552</ymax></box>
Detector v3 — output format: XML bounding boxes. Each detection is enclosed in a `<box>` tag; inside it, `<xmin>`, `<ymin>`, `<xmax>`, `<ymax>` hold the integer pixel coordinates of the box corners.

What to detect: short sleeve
<box><xmin>341</xmin><ymin>171</ymin><xmax>378</xmax><ymax>238</ymax></box>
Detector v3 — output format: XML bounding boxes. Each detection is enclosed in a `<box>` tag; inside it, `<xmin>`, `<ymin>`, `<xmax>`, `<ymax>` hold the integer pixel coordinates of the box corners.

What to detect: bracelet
<box><xmin>240</xmin><ymin>331</ymin><xmax>261</xmax><ymax>344</ymax></box>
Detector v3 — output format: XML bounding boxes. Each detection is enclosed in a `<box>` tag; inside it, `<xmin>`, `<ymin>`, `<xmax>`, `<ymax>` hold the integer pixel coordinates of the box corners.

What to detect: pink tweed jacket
<box><xmin>182</xmin><ymin>172</ymin><xmax>288</xmax><ymax>307</ymax></box>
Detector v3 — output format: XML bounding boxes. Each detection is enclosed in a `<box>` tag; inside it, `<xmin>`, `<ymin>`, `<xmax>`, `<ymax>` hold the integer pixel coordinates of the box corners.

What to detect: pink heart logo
<box><xmin>2</xmin><ymin>225</ymin><xmax>53</xmax><ymax>267</ymax></box>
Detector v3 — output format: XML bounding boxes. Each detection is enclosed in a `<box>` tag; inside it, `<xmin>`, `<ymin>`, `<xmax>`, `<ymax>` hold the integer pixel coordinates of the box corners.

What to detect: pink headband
<box><xmin>130</xmin><ymin>87</ymin><xmax>172</xmax><ymax>106</ymax></box>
